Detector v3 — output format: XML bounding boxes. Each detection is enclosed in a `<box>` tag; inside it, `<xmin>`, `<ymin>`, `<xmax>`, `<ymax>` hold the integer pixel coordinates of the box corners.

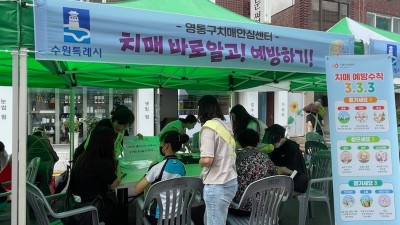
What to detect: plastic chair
<box><xmin>305</xmin><ymin>132</ymin><xmax>326</xmax><ymax>145</ymax></box>
<box><xmin>136</xmin><ymin>177</ymin><xmax>204</xmax><ymax>225</ymax></box>
<box><xmin>226</xmin><ymin>175</ymin><xmax>293</xmax><ymax>225</ymax></box>
<box><xmin>297</xmin><ymin>150</ymin><xmax>332</xmax><ymax>225</ymax></box>
<box><xmin>304</xmin><ymin>141</ymin><xmax>329</xmax><ymax>165</ymax></box>
<box><xmin>26</xmin><ymin>181</ymin><xmax>104</xmax><ymax>225</ymax></box>
<box><xmin>27</xmin><ymin>157</ymin><xmax>41</xmax><ymax>183</ymax></box>
<box><xmin>0</xmin><ymin>157</ymin><xmax>41</xmax><ymax>222</ymax></box>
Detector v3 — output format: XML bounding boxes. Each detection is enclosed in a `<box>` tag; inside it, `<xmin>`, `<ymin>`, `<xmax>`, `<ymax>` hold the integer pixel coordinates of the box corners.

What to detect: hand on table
<box><xmin>136</xmin><ymin>133</ymin><xmax>144</xmax><ymax>140</ymax></box>
<box><xmin>116</xmin><ymin>165</ymin><xmax>123</xmax><ymax>178</ymax></box>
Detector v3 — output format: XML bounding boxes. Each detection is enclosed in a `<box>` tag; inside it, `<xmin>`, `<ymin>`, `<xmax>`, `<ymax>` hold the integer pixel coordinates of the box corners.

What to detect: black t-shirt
<box><xmin>95</xmin><ymin>119</ymin><xmax>116</xmax><ymax>135</ymax></box>
<box><xmin>269</xmin><ymin>139</ymin><xmax>307</xmax><ymax>175</ymax></box>
<box><xmin>70</xmin><ymin>157</ymin><xmax>117</xmax><ymax>202</ymax></box>
<box><xmin>306</xmin><ymin>113</ymin><xmax>323</xmax><ymax>135</ymax></box>
<box><xmin>95</xmin><ymin>118</ymin><xmax>129</xmax><ymax>138</ymax></box>
<box><xmin>73</xmin><ymin>119</ymin><xmax>118</xmax><ymax>162</ymax></box>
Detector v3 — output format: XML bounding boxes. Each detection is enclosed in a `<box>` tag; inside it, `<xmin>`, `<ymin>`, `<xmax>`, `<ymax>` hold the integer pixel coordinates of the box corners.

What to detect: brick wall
<box><xmin>216</xmin><ymin>0</ymin><xmax>250</xmax><ymax>17</ymax></box>
<box><xmin>294</xmin><ymin>0</ymin><xmax>312</xmax><ymax>29</ymax></box>
<box><xmin>271</xmin><ymin>5</ymin><xmax>296</xmax><ymax>27</ymax></box>
<box><xmin>351</xmin><ymin>0</ymin><xmax>400</xmax><ymax>22</ymax></box>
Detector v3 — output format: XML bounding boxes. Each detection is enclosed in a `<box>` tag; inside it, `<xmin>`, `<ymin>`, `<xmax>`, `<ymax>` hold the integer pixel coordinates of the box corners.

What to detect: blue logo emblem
<box><xmin>63</xmin><ymin>7</ymin><xmax>91</xmax><ymax>44</ymax></box>
<box><xmin>386</xmin><ymin>44</ymin><xmax>397</xmax><ymax>66</ymax></box>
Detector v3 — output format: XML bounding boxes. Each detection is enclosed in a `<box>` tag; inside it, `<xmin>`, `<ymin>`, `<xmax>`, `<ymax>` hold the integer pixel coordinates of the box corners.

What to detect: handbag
<box><xmin>55</xmin><ymin>166</ymin><xmax>70</xmax><ymax>194</ymax></box>
<box><xmin>61</xmin><ymin>190</ymin><xmax>105</xmax><ymax>225</ymax></box>
<box><xmin>293</xmin><ymin>171</ymin><xmax>309</xmax><ymax>193</ymax></box>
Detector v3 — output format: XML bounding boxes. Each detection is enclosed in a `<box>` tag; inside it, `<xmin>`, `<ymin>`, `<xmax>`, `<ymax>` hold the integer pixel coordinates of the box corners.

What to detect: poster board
<box><xmin>370</xmin><ymin>39</ymin><xmax>400</xmax><ymax>78</ymax></box>
<box><xmin>123</xmin><ymin>136</ymin><xmax>159</xmax><ymax>162</ymax></box>
<box><xmin>326</xmin><ymin>55</ymin><xmax>400</xmax><ymax>224</ymax></box>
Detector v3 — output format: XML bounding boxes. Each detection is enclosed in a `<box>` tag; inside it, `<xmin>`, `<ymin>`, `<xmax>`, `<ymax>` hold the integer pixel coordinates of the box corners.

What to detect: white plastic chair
<box><xmin>26</xmin><ymin>181</ymin><xmax>104</xmax><ymax>225</ymax></box>
<box><xmin>136</xmin><ymin>177</ymin><xmax>204</xmax><ymax>225</ymax></box>
<box><xmin>227</xmin><ymin>175</ymin><xmax>293</xmax><ymax>225</ymax></box>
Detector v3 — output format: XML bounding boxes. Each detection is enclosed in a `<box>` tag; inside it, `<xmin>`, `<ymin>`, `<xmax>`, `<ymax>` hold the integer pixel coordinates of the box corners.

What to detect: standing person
<box><xmin>230</xmin><ymin>104</ymin><xmax>268</xmax><ymax>148</ymax></box>
<box><xmin>231</xmin><ymin>129</ymin><xmax>279</xmax><ymax>216</ymax></box>
<box><xmin>158</xmin><ymin>114</ymin><xmax>197</xmax><ymax>152</ymax></box>
<box><xmin>70</xmin><ymin>126</ymin><xmax>124</xmax><ymax>225</ymax></box>
<box><xmin>303</xmin><ymin>103</ymin><xmax>324</xmax><ymax>136</ymax></box>
<box><xmin>265</xmin><ymin>124</ymin><xmax>309</xmax><ymax>195</ymax></box>
<box><xmin>197</xmin><ymin>95</ymin><xmax>237</xmax><ymax>225</ymax></box>
<box><xmin>133</xmin><ymin>131</ymin><xmax>189</xmax><ymax>225</ymax></box>
<box><xmin>0</xmin><ymin>141</ymin><xmax>9</xmax><ymax>171</ymax></box>
<box><xmin>95</xmin><ymin>105</ymin><xmax>138</xmax><ymax>158</ymax></box>
<box><xmin>73</xmin><ymin>105</ymin><xmax>137</xmax><ymax>161</ymax></box>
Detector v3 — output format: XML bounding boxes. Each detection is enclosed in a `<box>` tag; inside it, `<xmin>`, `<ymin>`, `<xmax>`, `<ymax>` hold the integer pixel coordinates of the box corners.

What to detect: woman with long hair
<box><xmin>230</xmin><ymin>104</ymin><xmax>268</xmax><ymax>148</ymax></box>
<box><xmin>70</xmin><ymin>126</ymin><xmax>124</xmax><ymax>224</ymax></box>
<box><xmin>197</xmin><ymin>95</ymin><xmax>237</xmax><ymax>225</ymax></box>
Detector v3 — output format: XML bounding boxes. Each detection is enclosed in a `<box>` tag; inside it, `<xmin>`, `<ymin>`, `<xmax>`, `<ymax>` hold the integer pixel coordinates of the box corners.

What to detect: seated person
<box><xmin>0</xmin><ymin>141</ymin><xmax>9</xmax><ymax>171</ymax></box>
<box><xmin>0</xmin><ymin>154</ymin><xmax>12</xmax><ymax>191</ymax></box>
<box><xmin>0</xmin><ymin>153</ymin><xmax>11</xmax><ymax>212</ymax></box>
<box><xmin>230</xmin><ymin>129</ymin><xmax>279</xmax><ymax>216</ymax></box>
<box><xmin>265</xmin><ymin>124</ymin><xmax>309</xmax><ymax>194</ymax></box>
<box><xmin>133</xmin><ymin>131</ymin><xmax>189</xmax><ymax>225</ymax></box>
<box><xmin>27</xmin><ymin>128</ymin><xmax>59</xmax><ymax>196</ymax></box>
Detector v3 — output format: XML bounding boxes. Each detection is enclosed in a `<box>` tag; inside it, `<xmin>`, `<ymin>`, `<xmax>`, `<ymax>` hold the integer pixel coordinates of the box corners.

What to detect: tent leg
<box><xmin>11</xmin><ymin>50</ymin><xmax>19</xmax><ymax>225</ymax></box>
<box><xmin>230</xmin><ymin>91</ymin><xmax>237</xmax><ymax>108</ymax></box>
<box><xmin>18</xmin><ymin>48</ymin><xmax>28</xmax><ymax>225</ymax></box>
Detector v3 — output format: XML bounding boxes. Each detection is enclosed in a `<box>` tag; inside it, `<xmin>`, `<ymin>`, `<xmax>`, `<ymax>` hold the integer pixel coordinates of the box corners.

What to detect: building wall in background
<box><xmin>271</xmin><ymin>0</ymin><xmax>295</xmax><ymax>15</ymax></box>
<box><xmin>350</xmin><ymin>0</ymin><xmax>400</xmax><ymax>23</ymax></box>
<box><xmin>271</xmin><ymin>5</ymin><xmax>296</xmax><ymax>27</ymax></box>
<box><xmin>216</xmin><ymin>0</ymin><xmax>250</xmax><ymax>17</ymax></box>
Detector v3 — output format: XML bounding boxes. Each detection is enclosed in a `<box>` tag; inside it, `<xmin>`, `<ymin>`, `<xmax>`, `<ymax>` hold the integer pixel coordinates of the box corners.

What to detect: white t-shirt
<box><xmin>145</xmin><ymin>156</ymin><xmax>186</xmax><ymax>219</ymax></box>
<box><xmin>200</xmin><ymin>118</ymin><xmax>237</xmax><ymax>184</ymax></box>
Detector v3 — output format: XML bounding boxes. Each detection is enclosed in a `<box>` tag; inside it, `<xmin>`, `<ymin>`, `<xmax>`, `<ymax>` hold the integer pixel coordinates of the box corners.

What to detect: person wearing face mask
<box><xmin>73</xmin><ymin>105</ymin><xmax>139</xmax><ymax>162</ymax></box>
<box><xmin>132</xmin><ymin>131</ymin><xmax>189</xmax><ymax>225</ymax></box>
<box><xmin>265</xmin><ymin>124</ymin><xmax>308</xmax><ymax>194</ymax></box>
<box><xmin>158</xmin><ymin>114</ymin><xmax>197</xmax><ymax>152</ymax></box>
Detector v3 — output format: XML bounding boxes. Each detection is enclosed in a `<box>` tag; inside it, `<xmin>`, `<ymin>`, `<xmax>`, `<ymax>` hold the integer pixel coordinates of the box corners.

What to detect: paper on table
<box><xmin>123</xmin><ymin>136</ymin><xmax>159</xmax><ymax>161</ymax></box>
<box><xmin>120</xmin><ymin>160</ymin><xmax>153</xmax><ymax>169</ymax></box>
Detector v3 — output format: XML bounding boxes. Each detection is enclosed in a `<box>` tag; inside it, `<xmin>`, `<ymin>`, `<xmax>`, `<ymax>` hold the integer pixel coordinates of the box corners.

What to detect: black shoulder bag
<box><xmin>61</xmin><ymin>167</ymin><xmax>105</xmax><ymax>225</ymax></box>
